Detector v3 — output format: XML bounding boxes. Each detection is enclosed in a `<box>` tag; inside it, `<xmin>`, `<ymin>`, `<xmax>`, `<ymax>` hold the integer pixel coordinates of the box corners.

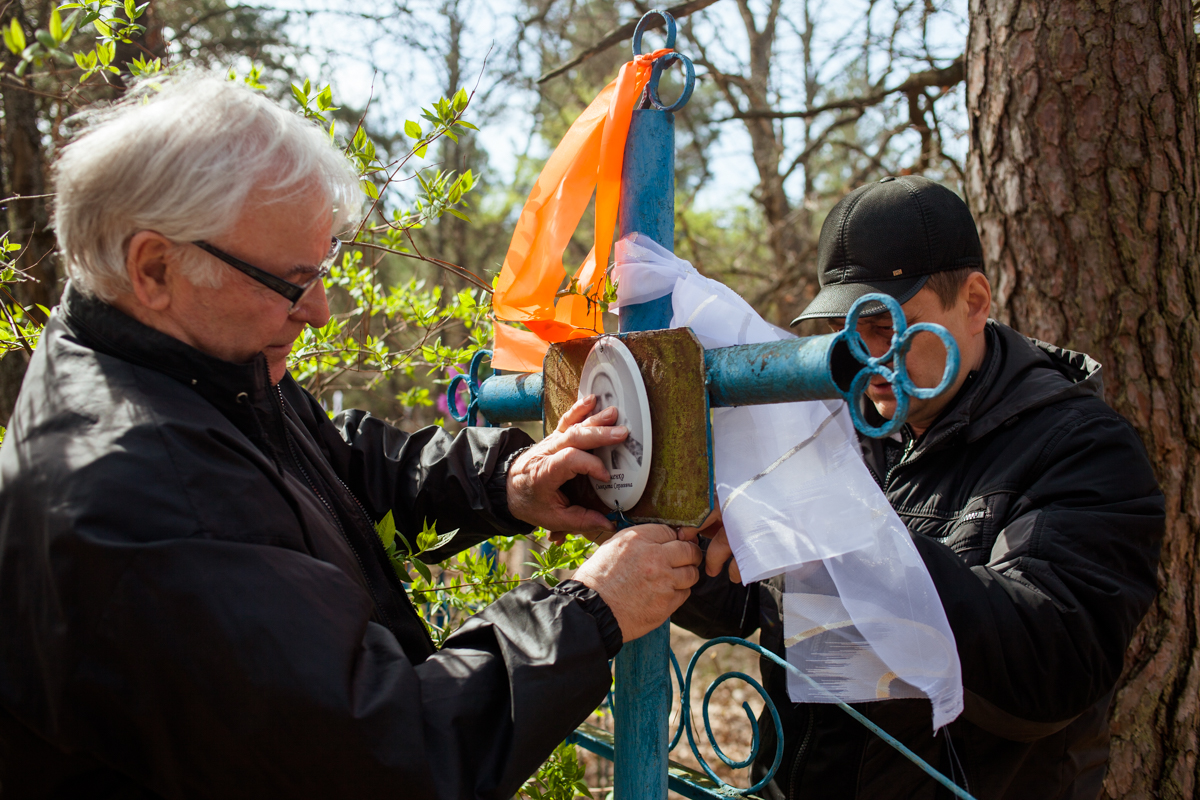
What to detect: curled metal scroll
<box><xmin>667</xmin><ymin>640</ymin><xmax>785</xmax><ymax>795</ymax></box>
<box><xmin>669</xmin><ymin>637</ymin><xmax>978</xmax><ymax>800</ymax></box>
<box><xmin>632</xmin><ymin>10</ymin><xmax>696</xmax><ymax>112</ymax></box>
<box><xmin>834</xmin><ymin>292</ymin><xmax>960</xmax><ymax>438</ymax></box>
<box><xmin>446</xmin><ymin>348</ymin><xmax>491</xmax><ymax>427</ymax></box>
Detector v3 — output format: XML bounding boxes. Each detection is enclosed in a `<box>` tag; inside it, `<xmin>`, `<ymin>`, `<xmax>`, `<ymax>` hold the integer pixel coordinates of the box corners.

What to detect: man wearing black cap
<box><xmin>674</xmin><ymin>176</ymin><xmax>1164</xmax><ymax>799</ymax></box>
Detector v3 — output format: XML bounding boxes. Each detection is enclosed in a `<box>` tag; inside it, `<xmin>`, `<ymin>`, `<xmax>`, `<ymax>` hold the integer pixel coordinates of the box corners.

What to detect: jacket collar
<box><xmin>60</xmin><ymin>282</ymin><xmax>277</xmax><ymax>422</ymax></box>
<box><xmin>901</xmin><ymin>321</ymin><xmax>1104</xmax><ymax>456</ymax></box>
<box><xmin>963</xmin><ymin>321</ymin><xmax>1103</xmax><ymax>441</ymax></box>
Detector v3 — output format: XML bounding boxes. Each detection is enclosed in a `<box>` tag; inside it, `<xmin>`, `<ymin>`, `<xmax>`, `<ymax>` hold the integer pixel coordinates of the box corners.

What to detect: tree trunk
<box><xmin>1</xmin><ymin>0</ymin><xmax>58</xmax><ymax>312</ymax></box>
<box><xmin>964</xmin><ymin>0</ymin><xmax>1199</xmax><ymax>797</ymax></box>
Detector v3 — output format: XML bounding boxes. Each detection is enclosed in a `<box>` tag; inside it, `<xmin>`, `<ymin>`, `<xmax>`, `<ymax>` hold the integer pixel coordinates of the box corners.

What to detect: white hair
<box><xmin>52</xmin><ymin>70</ymin><xmax>362</xmax><ymax>301</ymax></box>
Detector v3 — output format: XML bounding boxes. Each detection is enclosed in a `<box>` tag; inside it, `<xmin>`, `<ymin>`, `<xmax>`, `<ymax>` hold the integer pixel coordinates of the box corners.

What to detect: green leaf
<box><xmin>452</xmin><ymin>87</ymin><xmax>468</xmax><ymax>111</ymax></box>
<box><xmin>62</xmin><ymin>9</ymin><xmax>79</xmax><ymax>38</ymax></box>
<box><xmin>92</xmin><ymin>16</ymin><xmax>111</xmax><ymax>36</ymax></box>
<box><xmin>391</xmin><ymin>559</ymin><xmax>413</xmax><ymax>583</ymax></box>
<box><xmin>414</xmin><ymin>143</ymin><xmax>428</xmax><ymax>159</ymax></box>
<box><xmin>127</xmin><ymin>53</ymin><xmax>159</xmax><ymax>76</ymax></box>
<box><xmin>3</xmin><ymin>19</ymin><xmax>26</xmax><ymax>54</ymax></box>
<box><xmin>404</xmin><ymin>119</ymin><xmax>421</xmax><ymax>139</ymax></box>
<box><xmin>242</xmin><ymin>65</ymin><xmax>266</xmax><ymax>90</ymax></box>
<box><xmin>316</xmin><ymin>85</ymin><xmax>333</xmax><ymax>111</ymax></box>
<box><xmin>455</xmin><ymin>120</ymin><xmax>479</xmax><ymax>131</ymax></box>
<box><xmin>123</xmin><ymin>0</ymin><xmax>135</xmax><ymax>19</ymax></box>
<box><xmin>374</xmin><ymin>510</ymin><xmax>397</xmax><ymax>549</ymax></box>
<box><xmin>49</xmin><ymin>7</ymin><xmax>63</xmax><ymax>42</ymax></box>
<box><xmin>446</xmin><ymin>208</ymin><xmax>471</xmax><ymax>223</ymax></box>
<box><xmin>412</xmin><ymin>558</ymin><xmax>432</xmax><ymax>583</ymax></box>
<box><xmin>290</xmin><ymin>83</ymin><xmax>307</xmax><ymax>108</ymax></box>
<box><xmin>360</xmin><ymin>179</ymin><xmax>379</xmax><ymax>200</ymax></box>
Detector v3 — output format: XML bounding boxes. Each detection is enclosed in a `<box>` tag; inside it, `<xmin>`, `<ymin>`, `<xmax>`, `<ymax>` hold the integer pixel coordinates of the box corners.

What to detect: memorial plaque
<box><xmin>543</xmin><ymin>327</ymin><xmax>712</xmax><ymax>527</ymax></box>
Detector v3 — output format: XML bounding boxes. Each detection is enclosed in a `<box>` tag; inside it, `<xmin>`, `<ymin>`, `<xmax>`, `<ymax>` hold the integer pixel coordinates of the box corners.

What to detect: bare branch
<box><xmin>725</xmin><ymin>55</ymin><xmax>962</xmax><ymax>120</ymax></box>
<box><xmin>536</xmin><ymin>0</ymin><xmax>722</xmax><ymax>84</ymax></box>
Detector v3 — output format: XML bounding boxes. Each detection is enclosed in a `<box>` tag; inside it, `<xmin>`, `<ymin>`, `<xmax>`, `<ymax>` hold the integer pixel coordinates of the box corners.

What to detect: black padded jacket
<box><xmin>672</xmin><ymin>321</ymin><xmax>1164</xmax><ymax>800</ymax></box>
<box><xmin>0</xmin><ymin>286</ymin><xmax>621</xmax><ymax>799</ymax></box>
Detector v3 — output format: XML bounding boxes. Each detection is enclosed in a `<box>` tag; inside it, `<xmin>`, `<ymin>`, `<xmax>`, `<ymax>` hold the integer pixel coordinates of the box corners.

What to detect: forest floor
<box><xmin>576</xmin><ymin>625</ymin><xmax>767</xmax><ymax>800</ymax></box>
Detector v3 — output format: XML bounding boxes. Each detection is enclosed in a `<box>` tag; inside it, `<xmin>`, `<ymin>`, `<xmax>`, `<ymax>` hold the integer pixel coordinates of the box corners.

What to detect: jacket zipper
<box><xmin>274</xmin><ymin>387</ymin><xmax>397</xmax><ymax>632</ymax></box>
<box><xmin>882</xmin><ymin>430</ymin><xmax>915</xmax><ymax>490</ymax></box>
<box><xmin>329</xmin><ymin>465</ymin><xmax>440</xmax><ymax>648</ymax></box>
<box><xmin>787</xmin><ymin>706</ymin><xmax>815</xmax><ymax>799</ymax></box>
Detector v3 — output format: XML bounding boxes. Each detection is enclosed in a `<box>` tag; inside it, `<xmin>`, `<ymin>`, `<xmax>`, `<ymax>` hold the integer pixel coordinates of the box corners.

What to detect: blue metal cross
<box><xmin>449</xmin><ymin>10</ymin><xmax>972</xmax><ymax>799</ymax></box>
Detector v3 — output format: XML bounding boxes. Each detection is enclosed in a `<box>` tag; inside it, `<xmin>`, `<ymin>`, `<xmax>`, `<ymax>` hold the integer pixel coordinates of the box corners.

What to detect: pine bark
<box><xmin>964</xmin><ymin>0</ymin><xmax>1199</xmax><ymax>796</ymax></box>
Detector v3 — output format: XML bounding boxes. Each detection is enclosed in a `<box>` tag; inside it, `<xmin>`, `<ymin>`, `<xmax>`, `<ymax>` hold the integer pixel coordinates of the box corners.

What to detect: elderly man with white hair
<box><xmin>0</xmin><ymin>73</ymin><xmax>701</xmax><ymax>799</ymax></box>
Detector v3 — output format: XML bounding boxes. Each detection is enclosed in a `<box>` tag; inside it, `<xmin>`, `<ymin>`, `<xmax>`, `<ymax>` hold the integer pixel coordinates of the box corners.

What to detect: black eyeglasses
<box><xmin>192</xmin><ymin>238</ymin><xmax>342</xmax><ymax>312</ymax></box>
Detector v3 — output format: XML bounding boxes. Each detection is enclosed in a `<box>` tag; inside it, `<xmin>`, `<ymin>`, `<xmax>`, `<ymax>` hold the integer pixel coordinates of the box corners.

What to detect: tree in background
<box><xmin>525</xmin><ymin>0</ymin><xmax>968</xmax><ymax>329</ymax></box>
<box><xmin>966</xmin><ymin>0</ymin><xmax>1200</xmax><ymax>796</ymax></box>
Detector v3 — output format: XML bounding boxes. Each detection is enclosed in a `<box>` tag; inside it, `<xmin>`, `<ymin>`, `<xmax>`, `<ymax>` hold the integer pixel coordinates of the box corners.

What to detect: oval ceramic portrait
<box><xmin>578</xmin><ymin>336</ymin><xmax>653</xmax><ymax>512</ymax></box>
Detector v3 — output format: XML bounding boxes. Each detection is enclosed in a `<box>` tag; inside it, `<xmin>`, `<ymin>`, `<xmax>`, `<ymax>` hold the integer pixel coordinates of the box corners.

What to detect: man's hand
<box><xmin>573</xmin><ymin>524</ymin><xmax>702</xmax><ymax>642</ymax></box>
<box><xmin>506</xmin><ymin>394</ymin><xmax>627</xmax><ymax>536</ymax></box>
<box><xmin>679</xmin><ymin>505</ymin><xmax>741</xmax><ymax>583</ymax></box>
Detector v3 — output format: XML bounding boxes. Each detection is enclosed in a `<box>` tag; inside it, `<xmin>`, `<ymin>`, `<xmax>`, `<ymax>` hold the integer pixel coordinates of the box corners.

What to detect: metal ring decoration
<box><xmin>834</xmin><ymin>293</ymin><xmax>960</xmax><ymax>438</ymax></box>
<box><xmin>446</xmin><ymin>349</ymin><xmax>492</xmax><ymax>427</ymax></box>
<box><xmin>647</xmin><ymin>52</ymin><xmax>696</xmax><ymax>112</ymax></box>
<box><xmin>632</xmin><ymin>8</ymin><xmax>677</xmax><ymax>55</ymax></box>
<box><xmin>683</xmin><ymin>637</ymin><xmax>979</xmax><ymax>800</ymax></box>
<box><xmin>675</xmin><ymin>637</ymin><xmax>785</xmax><ymax>795</ymax></box>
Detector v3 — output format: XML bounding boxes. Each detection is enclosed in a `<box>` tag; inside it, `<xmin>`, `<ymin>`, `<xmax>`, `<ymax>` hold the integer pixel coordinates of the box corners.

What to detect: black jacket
<box><xmin>0</xmin><ymin>286</ymin><xmax>621</xmax><ymax>799</ymax></box>
<box><xmin>673</xmin><ymin>322</ymin><xmax>1163</xmax><ymax>800</ymax></box>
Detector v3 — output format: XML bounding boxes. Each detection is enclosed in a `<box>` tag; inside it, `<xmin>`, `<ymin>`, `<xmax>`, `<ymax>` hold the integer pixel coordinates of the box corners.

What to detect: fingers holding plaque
<box><xmin>578</xmin><ymin>336</ymin><xmax>654</xmax><ymax>512</ymax></box>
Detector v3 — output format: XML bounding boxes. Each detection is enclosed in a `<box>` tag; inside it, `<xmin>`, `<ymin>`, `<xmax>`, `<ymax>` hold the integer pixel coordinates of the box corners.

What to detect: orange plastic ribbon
<box><xmin>491</xmin><ymin>49</ymin><xmax>672</xmax><ymax>372</ymax></box>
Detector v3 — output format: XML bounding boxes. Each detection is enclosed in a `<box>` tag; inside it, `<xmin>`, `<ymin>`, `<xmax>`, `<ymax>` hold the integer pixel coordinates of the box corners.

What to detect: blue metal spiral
<box><xmin>446</xmin><ymin>348</ymin><xmax>491</xmax><ymax>427</ymax></box>
<box><xmin>834</xmin><ymin>292</ymin><xmax>960</xmax><ymax>438</ymax></box>
<box><xmin>668</xmin><ymin>638</ymin><xmax>784</xmax><ymax>795</ymax></box>
<box><xmin>675</xmin><ymin>637</ymin><xmax>979</xmax><ymax>800</ymax></box>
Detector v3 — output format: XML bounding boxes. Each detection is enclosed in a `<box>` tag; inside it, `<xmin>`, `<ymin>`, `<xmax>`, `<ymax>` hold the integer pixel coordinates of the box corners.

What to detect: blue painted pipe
<box><xmin>704</xmin><ymin>334</ymin><xmax>844</xmax><ymax>407</ymax></box>
<box><xmin>473</xmin><ymin>334</ymin><xmax>847</xmax><ymax>422</ymax></box>
<box><xmin>475</xmin><ymin>372</ymin><xmax>543</xmax><ymax>422</ymax></box>
<box><xmin>612</xmin><ymin>60</ymin><xmax>678</xmax><ymax>800</ymax></box>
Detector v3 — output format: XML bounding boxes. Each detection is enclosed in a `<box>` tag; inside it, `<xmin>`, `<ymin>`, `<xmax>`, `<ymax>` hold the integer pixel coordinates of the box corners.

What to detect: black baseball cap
<box><xmin>791</xmin><ymin>175</ymin><xmax>983</xmax><ymax>325</ymax></box>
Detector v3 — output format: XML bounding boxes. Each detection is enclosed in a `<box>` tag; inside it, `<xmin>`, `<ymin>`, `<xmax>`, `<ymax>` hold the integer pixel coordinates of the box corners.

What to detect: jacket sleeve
<box><xmin>671</xmin><ymin>540</ymin><xmax>759</xmax><ymax>639</ymax></box>
<box><xmin>70</xmin><ymin>538</ymin><xmax>613</xmax><ymax>800</ymax></box>
<box><xmin>912</xmin><ymin>409</ymin><xmax>1163</xmax><ymax>739</ymax></box>
<box><xmin>290</xmin><ymin>380</ymin><xmax>536</xmax><ymax>559</ymax></box>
